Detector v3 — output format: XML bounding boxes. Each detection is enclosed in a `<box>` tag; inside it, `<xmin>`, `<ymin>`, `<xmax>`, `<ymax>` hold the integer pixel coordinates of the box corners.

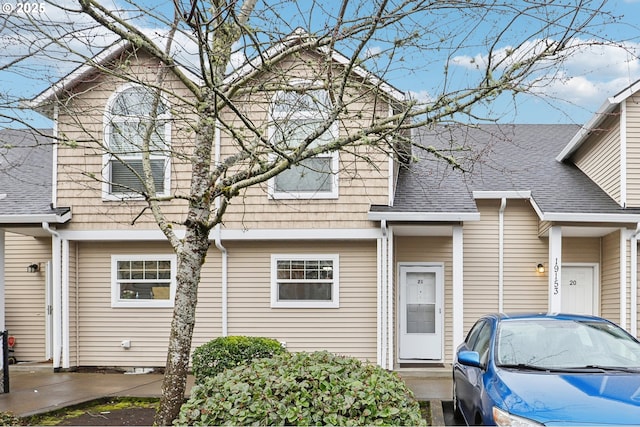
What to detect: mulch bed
<box><xmin>54</xmin><ymin>407</ymin><xmax>157</xmax><ymax>426</ymax></box>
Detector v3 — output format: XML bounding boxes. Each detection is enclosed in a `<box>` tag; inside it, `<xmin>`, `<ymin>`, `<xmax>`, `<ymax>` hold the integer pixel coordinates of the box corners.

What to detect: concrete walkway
<box><xmin>0</xmin><ymin>364</ymin><xmax>451</xmax><ymax>420</ymax></box>
<box><xmin>0</xmin><ymin>365</ymin><xmax>194</xmax><ymax>417</ymax></box>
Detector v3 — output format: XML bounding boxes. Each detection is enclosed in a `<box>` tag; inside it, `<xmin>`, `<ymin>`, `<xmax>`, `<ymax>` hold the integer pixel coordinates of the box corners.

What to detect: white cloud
<box><xmin>450</xmin><ymin>38</ymin><xmax>640</xmax><ymax>114</ymax></box>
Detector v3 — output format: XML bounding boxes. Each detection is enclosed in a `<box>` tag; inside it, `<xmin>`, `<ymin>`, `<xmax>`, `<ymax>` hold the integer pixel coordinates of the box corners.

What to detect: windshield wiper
<box><xmin>567</xmin><ymin>365</ymin><xmax>640</xmax><ymax>373</ymax></box>
<box><xmin>498</xmin><ymin>363</ymin><xmax>551</xmax><ymax>372</ymax></box>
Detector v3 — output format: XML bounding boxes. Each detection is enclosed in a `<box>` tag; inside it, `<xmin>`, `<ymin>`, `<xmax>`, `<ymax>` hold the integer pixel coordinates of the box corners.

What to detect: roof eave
<box><xmin>556</xmin><ymin>79</ymin><xmax>640</xmax><ymax>162</ymax></box>
<box><xmin>0</xmin><ymin>210</ymin><xmax>72</xmax><ymax>225</ymax></box>
<box><xmin>367</xmin><ymin>211</ymin><xmax>480</xmax><ymax>222</ymax></box>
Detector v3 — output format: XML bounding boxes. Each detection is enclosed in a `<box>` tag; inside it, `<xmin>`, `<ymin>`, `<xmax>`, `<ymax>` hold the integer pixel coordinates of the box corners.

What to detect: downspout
<box><xmin>378</xmin><ymin>220</ymin><xmax>387</xmax><ymax>368</ymax></box>
<box><xmin>387</xmin><ymin>224</ymin><xmax>394</xmax><ymax>370</ymax></box>
<box><xmin>42</xmin><ymin>222</ymin><xmax>64</xmax><ymax>369</ymax></box>
<box><xmin>213</xmin><ymin>123</ymin><xmax>228</xmax><ymax>337</ymax></box>
<box><xmin>498</xmin><ymin>198</ymin><xmax>506</xmax><ymax>313</ymax></box>
<box><xmin>629</xmin><ymin>224</ymin><xmax>640</xmax><ymax>337</ymax></box>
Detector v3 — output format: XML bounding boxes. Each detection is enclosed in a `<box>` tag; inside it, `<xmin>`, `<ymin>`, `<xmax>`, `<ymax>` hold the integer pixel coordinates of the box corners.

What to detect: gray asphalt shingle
<box><xmin>372</xmin><ymin>124</ymin><xmax>640</xmax><ymax>216</ymax></box>
<box><xmin>0</xmin><ymin>128</ymin><xmax>64</xmax><ymax>218</ymax></box>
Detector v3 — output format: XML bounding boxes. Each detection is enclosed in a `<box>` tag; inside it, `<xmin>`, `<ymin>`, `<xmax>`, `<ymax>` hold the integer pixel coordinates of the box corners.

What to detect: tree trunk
<box><xmin>154</xmin><ymin>226</ymin><xmax>210</xmax><ymax>425</ymax></box>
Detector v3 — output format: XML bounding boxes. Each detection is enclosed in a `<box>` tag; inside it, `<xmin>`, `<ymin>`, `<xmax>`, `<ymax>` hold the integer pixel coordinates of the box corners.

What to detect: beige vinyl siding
<box><xmin>225</xmin><ymin>240</ymin><xmax>378</xmax><ymax>361</ymax></box>
<box><xmin>394</xmin><ymin>236</ymin><xmax>452</xmax><ymax>362</ymax></box>
<box><xmin>75</xmin><ymin>241</ymin><xmax>222</xmax><ymax>367</ymax></box>
<box><xmin>625</xmin><ymin>94</ymin><xmax>640</xmax><ymax>207</ymax></box>
<box><xmin>68</xmin><ymin>241</ymin><xmax>79</xmax><ymax>367</ymax></box>
<box><xmin>502</xmin><ymin>200</ymin><xmax>548</xmax><ymax>312</ymax></box>
<box><xmin>601</xmin><ymin>230</ymin><xmax>621</xmax><ymax>323</ymax></box>
<box><xmin>573</xmin><ymin>113</ymin><xmax>621</xmax><ymax>204</ymax></box>
<box><xmin>463</xmin><ymin>200</ymin><xmax>548</xmax><ymax>333</ymax></box>
<box><xmin>462</xmin><ymin>201</ymin><xmax>499</xmax><ymax>335</ymax></box>
<box><xmin>74</xmin><ymin>239</ymin><xmax>374</xmax><ymax>366</ymax></box>
<box><xmin>562</xmin><ymin>237</ymin><xmax>600</xmax><ymax>264</ymax></box>
<box><xmin>4</xmin><ymin>233</ymin><xmax>51</xmax><ymax>362</ymax></box>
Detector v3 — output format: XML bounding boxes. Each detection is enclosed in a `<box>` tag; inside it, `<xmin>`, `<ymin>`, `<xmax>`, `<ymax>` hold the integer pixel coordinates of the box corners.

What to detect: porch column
<box><xmin>452</xmin><ymin>225</ymin><xmax>464</xmax><ymax>357</ymax></box>
<box><xmin>0</xmin><ymin>230</ymin><xmax>4</xmax><ymax>330</ymax></box>
<box><xmin>548</xmin><ymin>226</ymin><xmax>562</xmax><ymax>312</ymax></box>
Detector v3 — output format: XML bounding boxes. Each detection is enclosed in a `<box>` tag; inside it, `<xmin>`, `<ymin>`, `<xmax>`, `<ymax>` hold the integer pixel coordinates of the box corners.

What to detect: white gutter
<box><xmin>0</xmin><ymin>212</ymin><xmax>72</xmax><ymax>224</ymax></box>
<box><xmin>368</xmin><ymin>212</ymin><xmax>480</xmax><ymax>222</ymax></box>
<box><xmin>498</xmin><ymin>198</ymin><xmax>506</xmax><ymax>313</ymax></box>
<box><xmin>213</xmin><ymin>123</ymin><xmax>228</xmax><ymax>337</ymax></box>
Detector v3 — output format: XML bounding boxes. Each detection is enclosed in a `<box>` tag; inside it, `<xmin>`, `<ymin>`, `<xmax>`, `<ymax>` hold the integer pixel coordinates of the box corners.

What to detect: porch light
<box><xmin>536</xmin><ymin>263</ymin><xmax>545</xmax><ymax>274</ymax></box>
<box><xmin>27</xmin><ymin>263</ymin><xmax>40</xmax><ymax>273</ymax></box>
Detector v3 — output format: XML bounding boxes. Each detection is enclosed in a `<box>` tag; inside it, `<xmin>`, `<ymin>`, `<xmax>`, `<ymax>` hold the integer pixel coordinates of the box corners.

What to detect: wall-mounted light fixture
<box><xmin>536</xmin><ymin>263</ymin><xmax>545</xmax><ymax>274</ymax></box>
<box><xmin>27</xmin><ymin>263</ymin><xmax>40</xmax><ymax>273</ymax></box>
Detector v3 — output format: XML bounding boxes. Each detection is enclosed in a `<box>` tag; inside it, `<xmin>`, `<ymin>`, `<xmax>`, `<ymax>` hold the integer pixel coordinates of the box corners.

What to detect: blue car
<box><xmin>453</xmin><ymin>313</ymin><xmax>640</xmax><ymax>426</ymax></box>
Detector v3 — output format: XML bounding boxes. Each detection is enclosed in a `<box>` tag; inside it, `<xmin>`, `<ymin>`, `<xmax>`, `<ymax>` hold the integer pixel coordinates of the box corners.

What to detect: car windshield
<box><xmin>496</xmin><ymin>318</ymin><xmax>640</xmax><ymax>370</ymax></box>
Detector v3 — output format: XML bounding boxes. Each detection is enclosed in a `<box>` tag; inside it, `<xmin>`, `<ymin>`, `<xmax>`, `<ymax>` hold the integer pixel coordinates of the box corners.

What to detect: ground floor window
<box><xmin>111</xmin><ymin>255</ymin><xmax>176</xmax><ymax>308</ymax></box>
<box><xmin>271</xmin><ymin>254</ymin><xmax>339</xmax><ymax>308</ymax></box>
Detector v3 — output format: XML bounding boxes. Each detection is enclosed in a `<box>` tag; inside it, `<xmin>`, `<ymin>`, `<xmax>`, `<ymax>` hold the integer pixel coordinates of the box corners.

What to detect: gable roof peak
<box><xmin>557</xmin><ymin>78</ymin><xmax>640</xmax><ymax>161</ymax></box>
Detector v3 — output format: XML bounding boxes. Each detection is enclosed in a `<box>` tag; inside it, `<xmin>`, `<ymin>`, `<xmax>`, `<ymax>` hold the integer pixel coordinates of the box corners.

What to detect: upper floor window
<box><xmin>103</xmin><ymin>84</ymin><xmax>171</xmax><ymax>199</ymax></box>
<box><xmin>268</xmin><ymin>86</ymin><xmax>339</xmax><ymax>199</ymax></box>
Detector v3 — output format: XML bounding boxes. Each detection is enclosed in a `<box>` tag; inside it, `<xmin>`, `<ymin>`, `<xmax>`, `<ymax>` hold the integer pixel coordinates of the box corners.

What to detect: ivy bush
<box><xmin>177</xmin><ymin>351</ymin><xmax>426</xmax><ymax>426</ymax></box>
<box><xmin>191</xmin><ymin>336</ymin><xmax>286</xmax><ymax>384</ymax></box>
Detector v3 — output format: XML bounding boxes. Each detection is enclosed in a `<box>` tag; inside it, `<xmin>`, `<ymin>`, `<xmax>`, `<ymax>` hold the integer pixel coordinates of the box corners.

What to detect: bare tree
<box><xmin>0</xmin><ymin>0</ymin><xmax>620</xmax><ymax>423</ymax></box>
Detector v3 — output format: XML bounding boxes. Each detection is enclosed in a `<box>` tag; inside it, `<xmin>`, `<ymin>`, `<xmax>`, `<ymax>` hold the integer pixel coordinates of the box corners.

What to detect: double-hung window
<box><xmin>103</xmin><ymin>84</ymin><xmax>171</xmax><ymax>199</ymax></box>
<box><xmin>268</xmin><ymin>86</ymin><xmax>339</xmax><ymax>199</ymax></box>
<box><xmin>111</xmin><ymin>255</ymin><xmax>177</xmax><ymax>308</ymax></box>
<box><xmin>271</xmin><ymin>254</ymin><xmax>339</xmax><ymax>308</ymax></box>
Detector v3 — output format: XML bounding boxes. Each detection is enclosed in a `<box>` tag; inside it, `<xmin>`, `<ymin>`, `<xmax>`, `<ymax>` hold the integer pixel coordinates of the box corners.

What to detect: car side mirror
<box><xmin>458</xmin><ymin>350</ymin><xmax>482</xmax><ymax>368</ymax></box>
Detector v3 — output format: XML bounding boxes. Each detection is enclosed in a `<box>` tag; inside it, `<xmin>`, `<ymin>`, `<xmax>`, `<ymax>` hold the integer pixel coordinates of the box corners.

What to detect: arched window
<box><xmin>104</xmin><ymin>84</ymin><xmax>170</xmax><ymax>197</ymax></box>
<box><xmin>268</xmin><ymin>86</ymin><xmax>339</xmax><ymax>199</ymax></box>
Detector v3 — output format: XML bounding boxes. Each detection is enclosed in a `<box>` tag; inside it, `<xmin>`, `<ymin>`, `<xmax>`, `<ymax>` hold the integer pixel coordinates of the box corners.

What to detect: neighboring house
<box><xmin>2</xmin><ymin>33</ymin><xmax>640</xmax><ymax>371</ymax></box>
<box><xmin>0</xmin><ymin>129</ymin><xmax>71</xmax><ymax>362</ymax></box>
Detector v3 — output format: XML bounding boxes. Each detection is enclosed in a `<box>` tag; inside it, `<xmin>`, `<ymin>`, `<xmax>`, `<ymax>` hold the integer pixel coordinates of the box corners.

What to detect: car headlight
<box><xmin>493</xmin><ymin>407</ymin><xmax>544</xmax><ymax>427</ymax></box>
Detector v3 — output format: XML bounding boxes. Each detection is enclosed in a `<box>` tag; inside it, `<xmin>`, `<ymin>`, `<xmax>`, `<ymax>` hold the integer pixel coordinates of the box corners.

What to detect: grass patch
<box><xmin>21</xmin><ymin>397</ymin><xmax>158</xmax><ymax>426</ymax></box>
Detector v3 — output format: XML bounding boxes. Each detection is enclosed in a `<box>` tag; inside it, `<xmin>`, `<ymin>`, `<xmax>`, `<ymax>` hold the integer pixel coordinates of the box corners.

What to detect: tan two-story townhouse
<box><xmin>2</xmin><ymin>34</ymin><xmax>640</xmax><ymax>372</ymax></box>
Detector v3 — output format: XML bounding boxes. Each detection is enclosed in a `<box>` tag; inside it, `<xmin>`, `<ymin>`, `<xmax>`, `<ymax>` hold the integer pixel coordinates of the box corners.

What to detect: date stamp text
<box><xmin>2</xmin><ymin>2</ymin><xmax>46</xmax><ymax>14</ymax></box>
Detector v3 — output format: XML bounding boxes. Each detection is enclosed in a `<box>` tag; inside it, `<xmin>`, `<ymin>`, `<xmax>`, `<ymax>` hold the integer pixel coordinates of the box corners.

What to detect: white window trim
<box><xmin>102</xmin><ymin>83</ymin><xmax>172</xmax><ymax>201</ymax></box>
<box><xmin>111</xmin><ymin>254</ymin><xmax>177</xmax><ymax>308</ymax></box>
<box><xmin>271</xmin><ymin>254</ymin><xmax>339</xmax><ymax>308</ymax></box>
<box><xmin>267</xmin><ymin>153</ymin><xmax>339</xmax><ymax>200</ymax></box>
<box><xmin>267</xmin><ymin>84</ymin><xmax>339</xmax><ymax>200</ymax></box>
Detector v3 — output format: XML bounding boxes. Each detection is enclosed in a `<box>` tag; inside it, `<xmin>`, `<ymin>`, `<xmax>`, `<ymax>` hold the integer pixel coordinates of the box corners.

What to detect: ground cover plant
<box><xmin>177</xmin><ymin>350</ymin><xmax>427</xmax><ymax>426</ymax></box>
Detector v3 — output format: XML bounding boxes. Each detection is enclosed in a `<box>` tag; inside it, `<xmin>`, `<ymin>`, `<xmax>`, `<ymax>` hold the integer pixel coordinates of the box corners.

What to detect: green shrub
<box><xmin>191</xmin><ymin>336</ymin><xmax>286</xmax><ymax>384</ymax></box>
<box><xmin>177</xmin><ymin>351</ymin><xmax>426</xmax><ymax>426</ymax></box>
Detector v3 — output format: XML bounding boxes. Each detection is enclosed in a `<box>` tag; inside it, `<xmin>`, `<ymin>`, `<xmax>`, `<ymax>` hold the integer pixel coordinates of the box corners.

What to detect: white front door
<box><xmin>399</xmin><ymin>265</ymin><xmax>443</xmax><ymax>360</ymax></box>
<box><xmin>561</xmin><ymin>265</ymin><xmax>598</xmax><ymax>315</ymax></box>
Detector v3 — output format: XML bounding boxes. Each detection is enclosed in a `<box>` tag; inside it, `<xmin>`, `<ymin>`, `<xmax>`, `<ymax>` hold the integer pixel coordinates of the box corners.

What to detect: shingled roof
<box><xmin>370</xmin><ymin>124</ymin><xmax>640</xmax><ymax>222</ymax></box>
<box><xmin>0</xmin><ymin>128</ymin><xmax>70</xmax><ymax>223</ymax></box>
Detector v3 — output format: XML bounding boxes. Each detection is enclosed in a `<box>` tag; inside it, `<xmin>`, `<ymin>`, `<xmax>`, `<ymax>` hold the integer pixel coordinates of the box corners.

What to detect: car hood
<box><xmin>495</xmin><ymin>368</ymin><xmax>640</xmax><ymax>425</ymax></box>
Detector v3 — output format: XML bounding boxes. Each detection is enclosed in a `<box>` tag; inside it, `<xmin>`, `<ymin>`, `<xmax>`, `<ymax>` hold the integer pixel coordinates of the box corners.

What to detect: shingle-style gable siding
<box><xmin>55</xmin><ymin>49</ymin><xmax>392</xmax><ymax>231</ymax></box>
<box><xmin>572</xmin><ymin>113</ymin><xmax>621</xmax><ymax>205</ymax></box>
<box><xmin>625</xmin><ymin>93</ymin><xmax>640</xmax><ymax>207</ymax></box>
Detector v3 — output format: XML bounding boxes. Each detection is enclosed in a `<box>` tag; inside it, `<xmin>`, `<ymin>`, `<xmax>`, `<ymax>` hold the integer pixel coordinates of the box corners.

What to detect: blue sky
<box><xmin>2</xmin><ymin>0</ymin><xmax>640</xmax><ymax>128</ymax></box>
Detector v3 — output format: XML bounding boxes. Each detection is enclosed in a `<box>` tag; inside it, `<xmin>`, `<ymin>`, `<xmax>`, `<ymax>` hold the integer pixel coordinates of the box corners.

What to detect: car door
<box><xmin>455</xmin><ymin>319</ymin><xmax>493</xmax><ymax>423</ymax></box>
